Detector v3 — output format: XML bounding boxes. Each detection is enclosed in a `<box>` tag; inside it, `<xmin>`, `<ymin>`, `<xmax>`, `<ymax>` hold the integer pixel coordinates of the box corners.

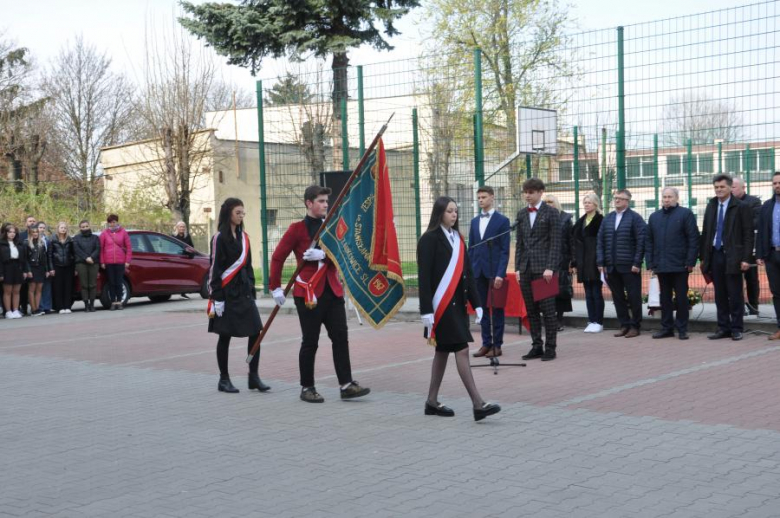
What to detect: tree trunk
<box><xmin>178</xmin><ymin>124</ymin><xmax>191</xmax><ymax>228</ymax></box>
<box><xmin>162</xmin><ymin>127</ymin><xmax>180</xmax><ymax>219</ymax></box>
<box><xmin>331</xmin><ymin>52</ymin><xmax>349</xmax><ymax>170</ymax></box>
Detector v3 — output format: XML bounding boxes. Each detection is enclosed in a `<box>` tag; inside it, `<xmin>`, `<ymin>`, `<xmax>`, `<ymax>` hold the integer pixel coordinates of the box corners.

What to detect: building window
<box><xmin>627</xmin><ymin>156</ymin><xmax>655</xmax><ymax>178</ymax></box>
<box><xmin>266</xmin><ymin>209</ymin><xmax>277</xmax><ymax>226</ymax></box>
<box><xmin>759</xmin><ymin>148</ymin><xmax>775</xmax><ymax>172</ymax></box>
<box><xmin>667</xmin><ymin>155</ymin><xmax>681</xmax><ymax>175</ymax></box>
<box><xmin>559</xmin><ymin>161</ymin><xmax>573</xmax><ymax>182</ymax></box>
<box><xmin>725</xmin><ymin>151</ymin><xmax>741</xmax><ymax>174</ymax></box>
<box><xmin>558</xmin><ymin>160</ymin><xmax>596</xmax><ymax>182</ymax></box>
<box><xmin>698</xmin><ymin>153</ymin><xmax>714</xmax><ymax>173</ymax></box>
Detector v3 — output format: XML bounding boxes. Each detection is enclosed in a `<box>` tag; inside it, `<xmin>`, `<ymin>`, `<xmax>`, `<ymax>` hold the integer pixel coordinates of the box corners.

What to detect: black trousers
<box><xmin>657</xmin><ymin>272</ymin><xmax>690</xmax><ymax>333</ymax></box>
<box><xmin>105</xmin><ymin>264</ymin><xmax>125</xmax><ymax>303</ymax></box>
<box><xmin>519</xmin><ymin>269</ymin><xmax>557</xmax><ymax>350</ymax></box>
<box><xmin>52</xmin><ymin>265</ymin><xmax>74</xmax><ymax>311</ymax></box>
<box><xmin>606</xmin><ymin>270</ymin><xmax>643</xmax><ymax>329</ymax></box>
<box><xmin>743</xmin><ymin>264</ymin><xmax>760</xmax><ymax>312</ymax></box>
<box><xmin>476</xmin><ymin>276</ymin><xmax>505</xmax><ymax>349</ymax></box>
<box><xmin>294</xmin><ymin>283</ymin><xmax>353</xmax><ymax>388</ymax></box>
<box><xmin>763</xmin><ymin>251</ymin><xmax>780</xmax><ymax>328</ymax></box>
<box><xmin>712</xmin><ymin>249</ymin><xmax>744</xmax><ymax>333</ymax></box>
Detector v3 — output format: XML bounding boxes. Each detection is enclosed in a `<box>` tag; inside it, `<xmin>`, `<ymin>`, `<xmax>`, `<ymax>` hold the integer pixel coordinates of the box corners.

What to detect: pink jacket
<box><xmin>100</xmin><ymin>227</ymin><xmax>132</xmax><ymax>265</ymax></box>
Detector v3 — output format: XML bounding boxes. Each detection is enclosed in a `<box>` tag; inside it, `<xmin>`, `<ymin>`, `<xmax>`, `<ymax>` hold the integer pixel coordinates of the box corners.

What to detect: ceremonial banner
<box><xmin>320</xmin><ymin>139</ymin><xmax>406</xmax><ymax>328</ymax></box>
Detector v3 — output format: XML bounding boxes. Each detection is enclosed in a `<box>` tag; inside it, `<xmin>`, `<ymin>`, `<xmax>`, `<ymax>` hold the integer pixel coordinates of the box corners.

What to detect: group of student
<box><xmin>0</xmin><ymin>215</ymin><xmax>196</xmax><ymax>318</ymax></box>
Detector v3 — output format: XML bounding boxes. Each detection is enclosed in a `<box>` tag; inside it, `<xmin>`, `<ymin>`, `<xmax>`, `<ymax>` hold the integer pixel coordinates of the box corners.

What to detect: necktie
<box><xmin>715</xmin><ymin>203</ymin><xmax>724</xmax><ymax>250</ymax></box>
<box><xmin>449</xmin><ymin>232</ymin><xmax>455</xmax><ymax>245</ymax></box>
<box><xmin>480</xmin><ymin>213</ymin><xmax>490</xmax><ymax>218</ymax></box>
<box><xmin>527</xmin><ymin>207</ymin><xmax>538</xmax><ymax>213</ymax></box>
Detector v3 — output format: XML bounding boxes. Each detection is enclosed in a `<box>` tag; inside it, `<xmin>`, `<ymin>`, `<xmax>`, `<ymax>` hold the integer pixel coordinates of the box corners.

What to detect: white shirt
<box><xmin>440</xmin><ymin>226</ymin><xmax>457</xmax><ymax>248</ymax></box>
<box><xmin>615</xmin><ymin>208</ymin><xmax>627</xmax><ymax>230</ymax></box>
<box><xmin>712</xmin><ymin>196</ymin><xmax>731</xmax><ymax>246</ymax></box>
<box><xmin>529</xmin><ymin>201</ymin><xmax>543</xmax><ymax>228</ymax></box>
<box><xmin>478</xmin><ymin>208</ymin><xmax>495</xmax><ymax>239</ymax></box>
<box><xmin>9</xmin><ymin>242</ymin><xmax>18</xmax><ymax>260</ymax></box>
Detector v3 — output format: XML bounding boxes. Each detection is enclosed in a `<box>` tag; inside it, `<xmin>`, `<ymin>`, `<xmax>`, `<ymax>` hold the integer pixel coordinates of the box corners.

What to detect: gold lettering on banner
<box><xmin>353</xmin><ymin>214</ymin><xmax>371</xmax><ymax>262</ymax></box>
<box><xmin>361</xmin><ymin>194</ymin><xmax>374</xmax><ymax>213</ymax></box>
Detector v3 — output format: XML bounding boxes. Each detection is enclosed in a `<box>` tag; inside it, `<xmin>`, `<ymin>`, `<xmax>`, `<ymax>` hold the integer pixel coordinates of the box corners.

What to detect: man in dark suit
<box><xmin>700</xmin><ymin>174</ymin><xmax>754</xmax><ymax>341</ymax></box>
<box><xmin>514</xmin><ymin>178</ymin><xmax>561</xmax><ymax>361</ymax></box>
<box><xmin>596</xmin><ymin>189</ymin><xmax>647</xmax><ymax>338</ymax></box>
<box><xmin>468</xmin><ymin>185</ymin><xmax>511</xmax><ymax>358</ymax></box>
<box><xmin>754</xmin><ymin>172</ymin><xmax>780</xmax><ymax>340</ymax></box>
<box><xmin>732</xmin><ymin>177</ymin><xmax>762</xmax><ymax>315</ymax></box>
<box><xmin>646</xmin><ymin>187</ymin><xmax>700</xmax><ymax>340</ymax></box>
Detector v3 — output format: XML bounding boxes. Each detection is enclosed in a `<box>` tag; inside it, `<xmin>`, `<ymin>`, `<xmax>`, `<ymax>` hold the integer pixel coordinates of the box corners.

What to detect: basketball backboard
<box><xmin>518</xmin><ymin>107</ymin><xmax>557</xmax><ymax>155</ymax></box>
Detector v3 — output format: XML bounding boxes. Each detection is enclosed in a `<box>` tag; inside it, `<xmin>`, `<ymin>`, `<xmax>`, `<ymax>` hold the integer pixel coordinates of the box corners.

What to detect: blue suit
<box><xmin>468</xmin><ymin>210</ymin><xmax>511</xmax><ymax>349</ymax></box>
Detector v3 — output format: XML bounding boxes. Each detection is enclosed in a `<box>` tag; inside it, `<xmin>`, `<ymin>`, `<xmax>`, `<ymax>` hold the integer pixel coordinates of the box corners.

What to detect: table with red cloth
<box><xmin>468</xmin><ymin>274</ymin><xmax>530</xmax><ymax>331</ymax></box>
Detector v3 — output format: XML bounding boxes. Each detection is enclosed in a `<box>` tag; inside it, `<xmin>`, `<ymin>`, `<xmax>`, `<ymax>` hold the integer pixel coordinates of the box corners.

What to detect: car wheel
<box><xmin>99</xmin><ymin>279</ymin><xmax>131</xmax><ymax>309</ymax></box>
<box><xmin>200</xmin><ymin>275</ymin><xmax>210</xmax><ymax>299</ymax></box>
<box><xmin>149</xmin><ymin>295</ymin><xmax>172</xmax><ymax>303</ymax></box>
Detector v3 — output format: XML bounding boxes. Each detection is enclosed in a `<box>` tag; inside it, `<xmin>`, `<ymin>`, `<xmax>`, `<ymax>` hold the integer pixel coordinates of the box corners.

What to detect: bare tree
<box><xmin>135</xmin><ymin>17</ymin><xmax>228</xmax><ymax>228</ymax></box>
<box><xmin>661</xmin><ymin>93</ymin><xmax>743</xmax><ymax>147</ymax></box>
<box><xmin>43</xmin><ymin>36</ymin><xmax>135</xmax><ymax>209</ymax></box>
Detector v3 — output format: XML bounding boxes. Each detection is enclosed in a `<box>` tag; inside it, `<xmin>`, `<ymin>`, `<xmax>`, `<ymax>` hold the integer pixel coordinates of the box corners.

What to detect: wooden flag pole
<box><xmin>247</xmin><ymin>113</ymin><xmax>395</xmax><ymax>363</ymax></box>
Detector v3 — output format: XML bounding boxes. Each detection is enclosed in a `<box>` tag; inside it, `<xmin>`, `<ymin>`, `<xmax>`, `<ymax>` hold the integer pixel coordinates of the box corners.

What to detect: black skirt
<box><xmin>29</xmin><ymin>264</ymin><xmax>47</xmax><ymax>283</ymax></box>
<box><xmin>435</xmin><ymin>341</ymin><xmax>468</xmax><ymax>353</ymax></box>
<box><xmin>208</xmin><ymin>293</ymin><xmax>263</xmax><ymax>337</ymax></box>
<box><xmin>2</xmin><ymin>261</ymin><xmax>24</xmax><ymax>285</ymax></box>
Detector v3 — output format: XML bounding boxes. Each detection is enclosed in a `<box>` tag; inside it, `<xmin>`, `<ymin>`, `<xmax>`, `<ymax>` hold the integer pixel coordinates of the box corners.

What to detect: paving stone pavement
<box><xmin>1</xmin><ymin>299</ymin><xmax>780</xmax><ymax>517</ymax></box>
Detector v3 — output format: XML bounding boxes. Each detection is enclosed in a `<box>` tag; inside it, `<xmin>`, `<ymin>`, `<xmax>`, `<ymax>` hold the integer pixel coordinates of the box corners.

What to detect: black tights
<box><xmin>216</xmin><ymin>334</ymin><xmax>260</xmax><ymax>379</ymax></box>
<box><xmin>427</xmin><ymin>348</ymin><xmax>485</xmax><ymax>409</ymax></box>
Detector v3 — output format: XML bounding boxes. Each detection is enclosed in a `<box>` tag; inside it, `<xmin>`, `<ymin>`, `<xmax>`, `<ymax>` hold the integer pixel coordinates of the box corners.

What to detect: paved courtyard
<box><xmin>2</xmin><ymin>298</ymin><xmax>780</xmax><ymax>517</ymax></box>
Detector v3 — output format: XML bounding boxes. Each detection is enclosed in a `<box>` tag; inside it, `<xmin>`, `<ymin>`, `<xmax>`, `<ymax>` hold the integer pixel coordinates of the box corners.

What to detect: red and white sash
<box><xmin>207</xmin><ymin>231</ymin><xmax>250</xmax><ymax>318</ymax></box>
<box><xmin>295</xmin><ymin>255</ymin><xmax>328</xmax><ymax>309</ymax></box>
<box><xmin>430</xmin><ymin>231</ymin><xmax>465</xmax><ymax>344</ymax></box>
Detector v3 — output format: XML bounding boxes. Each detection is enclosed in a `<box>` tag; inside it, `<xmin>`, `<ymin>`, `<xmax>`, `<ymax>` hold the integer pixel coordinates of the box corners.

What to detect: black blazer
<box><xmin>572</xmin><ymin>212</ymin><xmax>603</xmax><ymax>283</ymax></box>
<box><xmin>700</xmin><ymin>196</ymin><xmax>754</xmax><ymax>275</ymax></box>
<box><xmin>755</xmin><ymin>196</ymin><xmax>779</xmax><ymax>260</ymax></box>
<box><xmin>514</xmin><ymin>202</ymin><xmax>561</xmax><ymax>275</ymax></box>
<box><xmin>417</xmin><ymin>227</ymin><xmax>481</xmax><ymax>345</ymax></box>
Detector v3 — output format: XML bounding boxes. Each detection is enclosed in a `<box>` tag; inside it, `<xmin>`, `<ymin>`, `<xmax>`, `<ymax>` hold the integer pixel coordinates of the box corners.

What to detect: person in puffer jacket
<box><xmin>99</xmin><ymin>214</ymin><xmax>132</xmax><ymax>311</ymax></box>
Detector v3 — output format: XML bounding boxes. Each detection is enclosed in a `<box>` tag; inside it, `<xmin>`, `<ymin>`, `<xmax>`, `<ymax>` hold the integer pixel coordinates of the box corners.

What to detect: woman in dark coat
<box><xmin>1</xmin><ymin>223</ymin><xmax>26</xmax><ymax>318</ymax></box>
<box><xmin>172</xmin><ymin>221</ymin><xmax>195</xmax><ymax>248</ymax></box>
<box><xmin>544</xmin><ymin>195</ymin><xmax>574</xmax><ymax>330</ymax></box>
<box><xmin>49</xmin><ymin>222</ymin><xmax>76</xmax><ymax>313</ymax></box>
<box><xmin>571</xmin><ymin>193</ymin><xmax>605</xmax><ymax>333</ymax></box>
<box><xmin>24</xmin><ymin>227</ymin><xmax>52</xmax><ymax>316</ymax></box>
<box><xmin>208</xmin><ymin>198</ymin><xmax>270</xmax><ymax>394</ymax></box>
<box><xmin>417</xmin><ymin>196</ymin><xmax>500</xmax><ymax>421</ymax></box>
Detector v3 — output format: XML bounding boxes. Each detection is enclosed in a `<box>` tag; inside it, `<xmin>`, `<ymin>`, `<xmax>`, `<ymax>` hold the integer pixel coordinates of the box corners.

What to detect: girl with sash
<box><xmin>417</xmin><ymin>197</ymin><xmax>501</xmax><ymax>421</ymax></box>
<box><xmin>208</xmin><ymin>198</ymin><xmax>270</xmax><ymax>394</ymax></box>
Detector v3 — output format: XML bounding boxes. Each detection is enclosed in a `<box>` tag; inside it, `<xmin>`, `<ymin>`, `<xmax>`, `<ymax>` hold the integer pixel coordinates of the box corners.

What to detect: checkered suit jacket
<box><xmin>514</xmin><ymin>202</ymin><xmax>562</xmax><ymax>275</ymax></box>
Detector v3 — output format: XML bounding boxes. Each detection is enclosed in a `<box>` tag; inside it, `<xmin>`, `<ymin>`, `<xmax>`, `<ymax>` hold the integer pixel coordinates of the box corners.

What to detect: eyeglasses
<box><xmin>614</xmin><ymin>197</ymin><xmax>630</xmax><ymax>201</ymax></box>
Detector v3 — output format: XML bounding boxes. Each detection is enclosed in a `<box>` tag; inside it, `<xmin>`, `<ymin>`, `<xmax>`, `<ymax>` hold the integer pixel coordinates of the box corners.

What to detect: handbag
<box><xmin>647</xmin><ymin>275</ymin><xmax>661</xmax><ymax>309</ymax></box>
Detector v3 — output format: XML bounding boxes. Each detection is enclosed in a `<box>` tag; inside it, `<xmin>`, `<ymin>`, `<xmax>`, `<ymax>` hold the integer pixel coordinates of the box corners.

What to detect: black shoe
<box><xmin>117</xmin><ymin>303</ymin><xmax>124</xmax><ymax>310</ymax></box>
<box><xmin>217</xmin><ymin>378</ymin><xmax>239</xmax><ymax>393</ymax></box>
<box><xmin>522</xmin><ymin>347</ymin><xmax>544</xmax><ymax>360</ymax></box>
<box><xmin>731</xmin><ymin>332</ymin><xmax>743</xmax><ymax>341</ymax></box>
<box><xmin>300</xmin><ymin>387</ymin><xmax>324</xmax><ymax>403</ymax></box>
<box><xmin>89</xmin><ymin>303</ymin><xmax>96</xmax><ymax>313</ymax></box>
<box><xmin>474</xmin><ymin>403</ymin><xmax>501</xmax><ymax>422</ymax></box>
<box><xmin>652</xmin><ymin>330</ymin><xmax>675</xmax><ymax>339</ymax></box>
<box><xmin>248</xmin><ymin>373</ymin><xmax>270</xmax><ymax>392</ymax></box>
<box><xmin>678</xmin><ymin>332</ymin><xmax>689</xmax><ymax>340</ymax></box>
<box><xmin>541</xmin><ymin>351</ymin><xmax>557</xmax><ymax>362</ymax></box>
<box><xmin>425</xmin><ymin>401</ymin><xmax>455</xmax><ymax>417</ymax></box>
<box><xmin>708</xmin><ymin>330</ymin><xmax>731</xmax><ymax>340</ymax></box>
<box><xmin>340</xmin><ymin>381</ymin><xmax>370</xmax><ymax>399</ymax></box>
<box><xmin>110</xmin><ymin>304</ymin><xmax>117</xmax><ymax>311</ymax></box>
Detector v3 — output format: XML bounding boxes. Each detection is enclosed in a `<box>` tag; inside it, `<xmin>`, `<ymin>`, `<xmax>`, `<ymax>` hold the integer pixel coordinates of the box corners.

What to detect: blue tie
<box><xmin>714</xmin><ymin>203</ymin><xmax>724</xmax><ymax>250</ymax></box>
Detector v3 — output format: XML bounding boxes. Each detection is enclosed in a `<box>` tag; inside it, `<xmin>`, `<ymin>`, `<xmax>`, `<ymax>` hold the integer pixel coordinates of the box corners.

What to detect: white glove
<box><xmin>214</xmin><ymin>300</ymin><xmax>225</xmax><ymax>317</ymax></box>
<box><xmin>475</xmin><ymin>307</ymin><xmax>483</xmax><ymax>324</ymax></box>
<box><xmin>302</xmin><ymin>248</ymin><xmax>326</xmax><ymax>262</ymax></box>
<box><xmin>422</xmin><ymin>313</ymin><xmax>434</xmax><ymax>334</ymax></box>
<box><xmin>272</xmin><ymin>287</ymin><xmax>286</xmax><ymax>307</ymax></box>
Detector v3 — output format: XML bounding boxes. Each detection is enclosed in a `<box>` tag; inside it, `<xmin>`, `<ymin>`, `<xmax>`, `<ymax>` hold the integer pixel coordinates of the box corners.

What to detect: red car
<box><xmin>75</xmin><ymin>230</ymin><xmax>211</xmax><ymax>308</ymax></box>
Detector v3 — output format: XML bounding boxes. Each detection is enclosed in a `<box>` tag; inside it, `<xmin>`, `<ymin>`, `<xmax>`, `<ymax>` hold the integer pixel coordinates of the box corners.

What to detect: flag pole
<box><xmin>247</xmin><ymin>113</ymin><xmax>395</xmax><ymax>363</ymax></box>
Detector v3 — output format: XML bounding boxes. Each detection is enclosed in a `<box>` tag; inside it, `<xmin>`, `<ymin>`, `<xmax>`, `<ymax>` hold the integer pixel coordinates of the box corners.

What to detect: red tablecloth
<box><xmin>468</xmin><ymin>275</ymin><xmax>529</xmax><ymax>329</ymax></box>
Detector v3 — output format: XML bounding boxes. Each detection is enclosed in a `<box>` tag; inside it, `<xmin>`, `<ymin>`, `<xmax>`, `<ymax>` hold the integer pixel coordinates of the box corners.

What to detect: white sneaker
<box><xmin>591</xmin><ymin>323</ymin><xmax>604</xmax><ymax>333</ymax></box>
<box><xmin>59</xmin><ymin>309</ymin><xmax>67</xmax><ymax>314</ymax></box>
<box><xmin>64</xmin><ymin>309</ymin><xmax>71</xmax><ymax>314</ymax></box>
<box><xmin>12</xmin><ymin>310</ymin><xmax>23</xmax><ymax>319</ymax></box>
<box><xmin>583</xmin><ymin>323</ymin><xmax>596</xmax><ymax>333</ymax></box>
<box><xmin>5</xmin><ymin>311</ymin><xmax>12</xmax><ymax>319</ymax></box>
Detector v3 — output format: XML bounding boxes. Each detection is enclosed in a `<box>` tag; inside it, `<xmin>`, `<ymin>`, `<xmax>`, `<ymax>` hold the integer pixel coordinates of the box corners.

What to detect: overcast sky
<box><xmin>2</xmin><ymin>0</ymin><xmax>747</xmax><ymax>90</ymax></box>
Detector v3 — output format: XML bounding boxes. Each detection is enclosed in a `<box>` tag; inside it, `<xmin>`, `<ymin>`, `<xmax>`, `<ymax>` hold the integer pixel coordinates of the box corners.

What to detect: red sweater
<box><xmin>270</xmin><ymin>220</ymin><xmax>343</xmax><ymax>298</ymax></box>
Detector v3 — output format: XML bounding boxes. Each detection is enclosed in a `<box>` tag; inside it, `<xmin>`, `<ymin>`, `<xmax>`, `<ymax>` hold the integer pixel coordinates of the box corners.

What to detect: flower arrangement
<box><xmin>643</xmin><ymin>288</ymin><xmax>702</xmax><ymax>316</ymax></box>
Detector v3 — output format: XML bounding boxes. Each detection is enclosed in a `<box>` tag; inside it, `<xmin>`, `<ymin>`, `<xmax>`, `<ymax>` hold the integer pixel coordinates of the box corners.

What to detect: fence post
<box><xmin>573</xmin><ymin>126</ymin><xmax>580</xmax><ymax>216</ymax></box>
<box><xmin>526</xmin><ymin>154</ymin><xmax>532</xmax><ymax>180</ymax></box>
<box><xmin>255</xmin><ymin>80</ymin><xmax>270</xmax><ymax>294</ymax></box>
<box><xmin>341</xmin><ymin>98</ymin><xmax>349</xmax><ymax>171</ymax></box>
<box><xmin>412</xmin><ymin>108</ymin><xmax>421</xmax><ymax>243</ymax></box>
<box><xmin>602</xmin><ymin>127</ymin><xmax>609</xmax><ymax>210</ymax></box>
<box><xmin>745</xmin><ymin>144</ymin><xmax>751</xmax><ymax>193</ymax></box>
<box><xmin>358</xmin><ymin>66</ymin><xmax>365</xmax><ymax>157</ymax></box>
<box><xmin>717</xmin><ymin>141</ymin><xmax>723</xmax><ymax>174</ymax></box>
<box><xmin>653</xmin><ymin>133</ymin><xmax>659</xmax><ymax>208</ymax></box>
<box><xmin>686</xmin><ymin>138</ymin><xmax>693</xmax><ymax>205</ymax></box>
<box><xmin>474</xmin><ymin>48</ymin><xmax>485</xmax><ymax>186</ymax></box>
<box><xmin>616</xmin><ymin>26</ymin><xmax>626</xmax><ymax>190</ymax></box>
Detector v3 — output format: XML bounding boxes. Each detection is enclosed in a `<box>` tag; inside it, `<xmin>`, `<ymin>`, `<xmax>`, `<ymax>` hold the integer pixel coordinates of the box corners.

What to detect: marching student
<box><xmin>208</xmin><ymin>198</ymin><xmax>270</xmax><ymax>394</ymax></box>
<box><xmin>269</xmin><ymin>185</ymin><xmax>370</xmax><ymax>403</ymax></box>
<box><xmin>418</xmin><ymin>196</ymin><xmax>500</xmax><ymax>421</ymax></box>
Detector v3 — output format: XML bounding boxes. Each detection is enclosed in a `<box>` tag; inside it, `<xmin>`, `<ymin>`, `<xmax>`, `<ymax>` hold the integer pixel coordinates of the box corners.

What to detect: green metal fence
<box><xmin>254</xmin><ymin>1</ymin><xmax>779</xmax><ymax>301</ymax></box>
